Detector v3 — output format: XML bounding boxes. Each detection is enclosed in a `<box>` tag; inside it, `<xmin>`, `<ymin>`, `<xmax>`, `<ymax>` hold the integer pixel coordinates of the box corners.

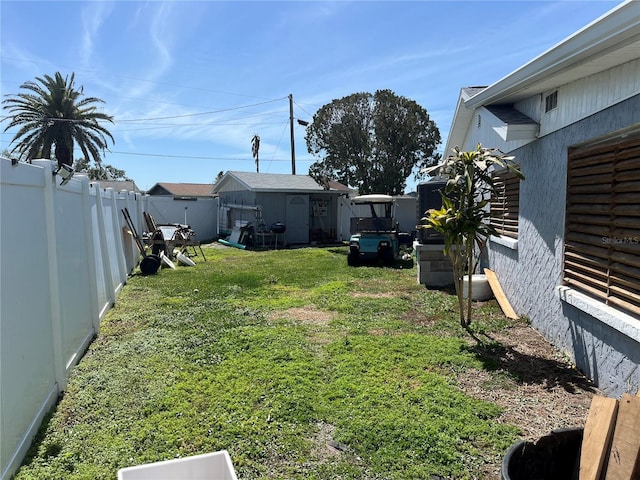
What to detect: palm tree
<box><xmin>251</xmin><ymin>134</ymin><xmax>260</xmax><ymax>173</ymax></box>
<box><xmin>2</xmin><ymin>72</ymin><xmax>114</xmax><ymax>168</ymax></box>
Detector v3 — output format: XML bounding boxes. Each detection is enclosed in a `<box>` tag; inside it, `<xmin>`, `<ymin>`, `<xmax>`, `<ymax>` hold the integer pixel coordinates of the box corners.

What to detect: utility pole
<box><xmin>289</xmin><ymin>93</ymin><xmax>296</xmax><ymax>175</ymax></box>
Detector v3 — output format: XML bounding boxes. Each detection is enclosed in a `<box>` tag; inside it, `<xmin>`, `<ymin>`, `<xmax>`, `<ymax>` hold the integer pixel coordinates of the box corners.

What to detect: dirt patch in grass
<box><xmin>271</xmin><ymin>307</ymin><xmax>338</xmax><ymax>326</ymax></box>
<box><xmin>350</xmin><ymin>291</ymin><xmax>396</xmax><ymax>298</ymax></box>
<box><xmin>271</xmin><ymin>307</ymin><xmax>341</xmax><ymax>356</ymax></box>
<box><xmin>312</xmin><ymin>422</ymin><xmax>345</xmax><ymax>460</ymax></box>
<box><xmin>402</xmin><ymin>309</ymin><xmax>440</xmax><ymax>327</ymax></box>
<box><xmin>458</xmin><ymin>320</ymin><xmax>599</xmax><ymax>479</ymax></box>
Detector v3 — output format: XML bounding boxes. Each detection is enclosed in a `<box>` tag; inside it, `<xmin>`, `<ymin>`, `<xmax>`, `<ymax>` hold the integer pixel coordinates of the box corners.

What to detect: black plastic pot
<box><xmin>140</xmin><ymin>254</ymin><xmax>161</xmax><ymax>275</ymax></box>
<box><xmin>501</xmin><ymin>427</ymin><xmax>583</xmax><ymax>480</ymax></box>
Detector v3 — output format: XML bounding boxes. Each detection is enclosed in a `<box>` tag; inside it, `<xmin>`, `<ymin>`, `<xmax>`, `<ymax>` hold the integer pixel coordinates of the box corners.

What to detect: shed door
<box><xmin>285</xmin><ymin>195</ymin><xmax>309</xmax><ymax>245</ymax></box>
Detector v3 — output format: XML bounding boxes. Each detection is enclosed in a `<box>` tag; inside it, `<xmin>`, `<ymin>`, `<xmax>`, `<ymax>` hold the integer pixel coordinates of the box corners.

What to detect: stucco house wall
<box><xmin>443</xmin><ymin>1</ymin><xmax>640</xmax><ymax>398</ymax></box>
<box><xmin>489</xmin><ymin>94</ymin><xmax>640</xmax><ymax>396</ymax></box>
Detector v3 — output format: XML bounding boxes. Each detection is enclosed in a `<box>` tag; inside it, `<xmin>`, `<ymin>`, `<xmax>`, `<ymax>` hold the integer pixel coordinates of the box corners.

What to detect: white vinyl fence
<box><xmin>0</xmin><ymin>158</ymin><xmax>216</xmax><ymax>480</ymax></box>
<box><xmin>145</xmin><ymin>195</ymin><xmax>218</xmax><ymax>242</ymax></box>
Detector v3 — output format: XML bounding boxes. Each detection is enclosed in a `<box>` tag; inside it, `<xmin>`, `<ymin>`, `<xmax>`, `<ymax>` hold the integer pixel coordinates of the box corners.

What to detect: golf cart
<box><xmin>347</xmin><ymin>194</ymin><xmax>412</xmax><ymax>266</ymax></box>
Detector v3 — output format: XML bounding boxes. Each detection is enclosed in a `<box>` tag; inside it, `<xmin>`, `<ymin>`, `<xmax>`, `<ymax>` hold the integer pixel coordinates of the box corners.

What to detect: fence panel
<box><xmin>1</xmin><ymin>161</ymin><xmax>59</xmax><ymax>480</ymax></box>
<box><xmin>0</xmin><ymin>158</ymin><xmax>219</xmax><ymax>479</ymax></box>
<box><xmin>90</xmin><ymin>184</ymin><xmax>112</xmax><ymax>319</ymax></box>
<box><xmin>0</xmin><ymin>161</ymin><xmax>146</xmax><ymax>479</ymax></box>
<box><xmin>53</xmin><ymin>178</ymin><xmax>97</xmax><ymax>374</ymax></box>
<box><xmin>146</xmin><ymin>196</ymin><xmax>218</xmax><ymax>242</ymax></box>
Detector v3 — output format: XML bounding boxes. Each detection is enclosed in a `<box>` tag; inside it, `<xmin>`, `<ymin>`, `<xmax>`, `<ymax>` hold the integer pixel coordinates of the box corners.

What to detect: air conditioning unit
<box><xmin>416</xmin><ymin>179</ymin><xmax>447</xmax><ymax>244</ymax></box>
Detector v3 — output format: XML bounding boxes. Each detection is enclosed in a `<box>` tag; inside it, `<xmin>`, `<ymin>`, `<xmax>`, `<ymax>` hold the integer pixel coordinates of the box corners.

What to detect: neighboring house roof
<box><xmin>446</xmin><ymin>0</ymin><xmax>640</xmax><ymax>153</ymax></box>
<box><xmin>146</xmin><ymin>182</ymin><xmax>214</xmax><ymax>197</ymax></box>
<box><xmin>326</xmin><ymin>180</ymin><xmax>352</xmax><ymax>192</ymax></box>
<box><xmin>91</xmin><ymin>180</ymin><xmax>141</xmax><ymax>193</ymax></box>
<box><xmin>213</xmin><ymin>171</ymin><xmax>348</xmax><ymax>194</ymax></box>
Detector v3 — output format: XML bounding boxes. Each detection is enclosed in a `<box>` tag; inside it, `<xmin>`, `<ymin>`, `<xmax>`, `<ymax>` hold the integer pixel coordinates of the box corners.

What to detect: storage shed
<box><xmin>212</xmin><ymin>171</ymin><xmax>349</xmax><ymax>246</ymax></box>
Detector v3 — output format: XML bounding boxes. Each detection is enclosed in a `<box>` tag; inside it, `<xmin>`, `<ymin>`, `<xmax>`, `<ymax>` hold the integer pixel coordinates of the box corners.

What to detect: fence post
<box><xmin>109</xmin><ymin>188</ymin><xmax>128</xmax><ymax>291</ymax></box>
<box><xmin>82</xmin><ymin>178</ymin><xmax>102</xmax><ymax>332</ymax></box>
<box><xmin>133</xmin><ymin>191</ymin><xmax>145</xmax><ymax>236</ymax></box>
<box><xmin>35</xmin><ymin>160</ymin><xmax>67</xmax><ymax>392</ymax></box>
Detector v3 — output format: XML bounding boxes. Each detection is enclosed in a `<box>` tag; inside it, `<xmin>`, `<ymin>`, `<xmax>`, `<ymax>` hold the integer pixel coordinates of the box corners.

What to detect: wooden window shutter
<box><xmin>564</xmin><ymin>134</ymin><xmax>640</xmax><ymax>316</ymax></box>
<box><xmin>490</xmin><ymin>168</ymin><xmax>520</xmax><ymax>238</ymax></box>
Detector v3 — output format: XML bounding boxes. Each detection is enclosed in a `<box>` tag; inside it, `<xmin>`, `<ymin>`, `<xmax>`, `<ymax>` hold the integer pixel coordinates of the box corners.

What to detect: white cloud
<box><xmin>80</xmin><ymin>1</ymin><xmax>115</xmax><ymax>69</ymax></box>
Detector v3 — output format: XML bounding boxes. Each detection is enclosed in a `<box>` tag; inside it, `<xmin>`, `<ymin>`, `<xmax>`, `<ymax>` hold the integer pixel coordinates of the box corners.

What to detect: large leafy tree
<box><xmin>2</xmin><ymin>72</ymin><xmax>114</xmax><ymax>168</ymax></box>
<box><xmin>305</xmin><ymin>89</ymin><xmax>441</xmax><ymax>195</ymax></box>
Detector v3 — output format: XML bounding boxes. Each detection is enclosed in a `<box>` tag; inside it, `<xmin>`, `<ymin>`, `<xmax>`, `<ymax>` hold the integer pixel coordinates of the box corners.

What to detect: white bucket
<box><xmin>118</xmin><ymin>450</ymin><xmax>237</xmax><ymax>480</ymax></box>
<box><xmin>462</xmin><ymin>274</ymin><xmax>493</xmax><ymax>301</ymax></box>
<box><xmin>159</xmin><ymin>251</ymin><xmax>176</xmax><ymax>269</ymax></box>
<box><xmin>176</xmin><ymin>251</ymin><xmax>196</xmax><ymax>266</ymax></box>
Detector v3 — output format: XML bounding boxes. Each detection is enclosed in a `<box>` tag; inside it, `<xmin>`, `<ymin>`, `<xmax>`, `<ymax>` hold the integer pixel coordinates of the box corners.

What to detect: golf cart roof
<box><xmin>351</xmin><ymin>194</ymin><xmax>394</xmax><ymax>204</ymax></box>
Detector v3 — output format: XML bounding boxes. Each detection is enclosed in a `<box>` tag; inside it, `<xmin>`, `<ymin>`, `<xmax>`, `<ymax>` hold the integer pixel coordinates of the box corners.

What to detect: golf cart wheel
<box><xmin>140</xmin><ymin>255</ymin><xmax>161</xmax><ymax>275</ymax></box>
<box><xmin>347</xmin><ymin>248</ymin><xmax>359</xmax><ymax>266</ymax></box>
<box><xmin>378</xmin><ymin>247</ymin><xmax>394</xmax><ymax>265</ymax></box>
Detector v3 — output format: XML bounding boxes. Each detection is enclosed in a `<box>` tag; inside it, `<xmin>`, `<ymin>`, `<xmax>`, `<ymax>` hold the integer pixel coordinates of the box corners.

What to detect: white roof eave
<box><xmin>444</xmin><ymin>89</ymin><xmax>479</xmax><ymax>155</ymax></box>
<box><xmin>252</xmin><ymin>188</ymin><xmax>332</xmax><ymax>194</ymax></box>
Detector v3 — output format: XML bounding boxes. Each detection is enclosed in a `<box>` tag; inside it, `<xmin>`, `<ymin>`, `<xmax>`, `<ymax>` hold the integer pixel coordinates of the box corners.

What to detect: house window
<box><xmin>563</xmin><ymin>134</ymin><xmax>640</xmax><ymax>316</ymax></box>
<box><xmin>545</xmin><ymin>91</ymin><xmax>558</xmax><ymax>112</ymax></box>
<box><xmin>490</xmin><ymin>167</ymin><xmax>520</xmax><ymax>239</ymax></box>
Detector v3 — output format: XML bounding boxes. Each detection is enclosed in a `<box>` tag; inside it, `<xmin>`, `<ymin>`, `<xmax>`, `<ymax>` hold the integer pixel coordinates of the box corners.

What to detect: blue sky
<box><xmin>1</xmin><ymin>0</ymin><xmax>621</xmax><ymax>192</ymax></box>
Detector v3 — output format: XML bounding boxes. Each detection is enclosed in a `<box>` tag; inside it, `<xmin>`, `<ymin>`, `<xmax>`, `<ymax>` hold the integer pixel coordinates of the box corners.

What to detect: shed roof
<box><xmin>213</xmin><ymin>171</ymin><xmax>347</xmax><ymax>194</ymax></box>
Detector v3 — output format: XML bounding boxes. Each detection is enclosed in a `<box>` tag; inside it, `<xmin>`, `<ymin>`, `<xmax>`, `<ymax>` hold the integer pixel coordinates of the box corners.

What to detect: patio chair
<box><xmin>143</xmin><ymin>212</ymin><xmax>206</xmax><ymax>261</ymax></box>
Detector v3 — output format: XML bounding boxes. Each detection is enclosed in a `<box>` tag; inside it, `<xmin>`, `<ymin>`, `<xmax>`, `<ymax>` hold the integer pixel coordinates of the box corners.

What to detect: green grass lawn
<box><xmin>15</xmin><ymin>245</ymin><xmax>522</xmax><ymax>480</ymax></box>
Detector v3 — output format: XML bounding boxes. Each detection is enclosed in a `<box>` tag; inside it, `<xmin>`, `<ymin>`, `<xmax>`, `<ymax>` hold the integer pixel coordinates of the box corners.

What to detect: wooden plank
<box><xmin>483</xmin><ymin>269</ymin><xmax>518</xmax><ymax>320</ymax></box>
<box><xmin>605</xmin><ymin>394</ymin><xmax>640</xmax><ymax>480</ymax></box>
<box><xmin>579</xmin><ymin>396</ymin><xmax>619</xmax><ymax>480</ymax></box>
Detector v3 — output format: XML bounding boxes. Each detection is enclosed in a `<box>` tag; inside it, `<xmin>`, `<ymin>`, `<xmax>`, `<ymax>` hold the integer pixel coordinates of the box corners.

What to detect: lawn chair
<box><xmin>143</xmin><ymin>212</ymin><xmax>206</xmax><ymax>261</ymax></box>
<box><xmin>142</xmin><ymin>212</ymin><xmax>171</xmax><ymax>257</ymax></box>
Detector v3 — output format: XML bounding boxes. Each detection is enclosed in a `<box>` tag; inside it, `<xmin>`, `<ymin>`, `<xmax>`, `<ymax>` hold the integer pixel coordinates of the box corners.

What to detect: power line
<box><xmin>293</xmin><ymin>99</ymin><xmax>315</xmax><ymax>121</ymax></box>
<box><xmin>110</xmin><ymin>110</ymin><xmax>288</xmax><ymax>131</ymax></box>
<box><xmin>114</xmin><ymin>97</ymin><xmax>290</xmax><ymax>123</ymax></box>
<box><xmin>106</xmin><ymin>150</ymin><xmax>315</xmax><ymax>162</ymax></box>
<box><xmin>265</xmin><ymin>121</ymin><xmax>290</xmax><ymax>172</ymax></box>
<box><xmin>111</xmin><ymin>122</ymin><xmax>286</xmax><ymax>133</ymax></box>
<box><xmin>1</xmin><ymin>98</ymin><xmax>291</xmax><ymax>133</ymax></box>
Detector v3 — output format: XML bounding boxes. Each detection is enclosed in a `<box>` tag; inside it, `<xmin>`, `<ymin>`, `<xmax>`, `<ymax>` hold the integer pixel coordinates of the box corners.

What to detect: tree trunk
<box><xmin>465</xmin><ymin>237</ymin><xmax>475</xmax><ymax>327</ymax></box>
<box><xmin>55</xmin><ymin>143</ymin><xmax>72</xmax><ymax>168</ymax></box>
<box><xmin>448</xmin><ymin>241</ymin><xmax>467</xmax><ymax>328</ymax></box>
